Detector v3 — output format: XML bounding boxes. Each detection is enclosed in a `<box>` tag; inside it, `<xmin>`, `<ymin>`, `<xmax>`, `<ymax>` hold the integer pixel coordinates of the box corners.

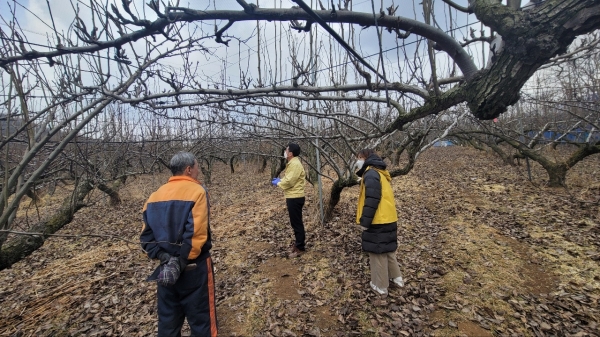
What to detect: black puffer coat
<box><xmin>356</xmin><ymin>154</ymin><xmax>398</xmax><ymax>254</ymax></box>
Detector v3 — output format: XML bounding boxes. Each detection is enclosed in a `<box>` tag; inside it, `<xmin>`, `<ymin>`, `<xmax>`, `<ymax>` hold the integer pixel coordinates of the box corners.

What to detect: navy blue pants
<box><xmin>157</xmin><ymin>256</ymin><xmax>218</xmax><ymax>337</ymax></box>
<box><xmin>286</xmin><ymin>197</ymin><xmax>306</xmax><ymax>250</ymax></box>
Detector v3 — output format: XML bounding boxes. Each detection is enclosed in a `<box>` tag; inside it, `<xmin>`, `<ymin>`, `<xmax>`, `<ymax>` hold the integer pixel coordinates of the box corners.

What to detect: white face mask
<box><xmin>283</xmin><ymin>151</ymin><xmax>288</xmax><ymax>159</ymax></box>
<box><xmin>355</xmin><ymin>159</ymin><xmax>365</xmax><ymax>170</ymax></box>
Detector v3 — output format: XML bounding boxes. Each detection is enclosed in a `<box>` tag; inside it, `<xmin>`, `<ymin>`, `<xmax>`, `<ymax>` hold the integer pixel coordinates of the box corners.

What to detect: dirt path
<box><xmin>208</xmin><ymin>171</ymin><xmax>342</xmax><ymax>336</ymax></box>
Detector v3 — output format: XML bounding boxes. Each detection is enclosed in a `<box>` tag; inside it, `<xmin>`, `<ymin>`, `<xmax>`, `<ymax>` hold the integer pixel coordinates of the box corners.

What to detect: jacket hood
<box><xmin>356</xmin><ymin>153</ymin><xmax>387</xmax><ymax>176</ymax></box>
<box><xmin>378</xmin><ymin>168</ymin><xmax>392</xmax><ymax>182</ymax></box>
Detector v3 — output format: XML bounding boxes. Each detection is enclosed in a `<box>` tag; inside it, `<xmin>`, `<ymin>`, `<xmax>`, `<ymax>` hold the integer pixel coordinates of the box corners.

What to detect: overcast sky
<box><xmin>0</xmin><ymin>0</ymin><xmax>489</xmax><ymax>105</ymax></box>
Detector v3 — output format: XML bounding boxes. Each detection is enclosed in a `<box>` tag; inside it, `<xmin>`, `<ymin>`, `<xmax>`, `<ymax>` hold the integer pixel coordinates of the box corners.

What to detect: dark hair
<box><xmin>356</xmin><ymin>148</ymin><xmax>376</xmax><ymax>158</ymax></box>
<box><xmin>288</xmin><ymin>143</ymin><xmax>301</xmax><ymax>157</ymax></box>
<box><xmin>170</xmin><ymin>152</ymin><xmax>196</xmax><ymax>175</ymax></box>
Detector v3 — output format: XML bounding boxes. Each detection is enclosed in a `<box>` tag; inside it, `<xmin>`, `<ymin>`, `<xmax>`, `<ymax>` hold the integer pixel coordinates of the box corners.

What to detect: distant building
<box><xmin>433</xmin><ymin>140</ymin><xmax>455</xmax><ymax>147</ymax></box>
<box><xmin>526</xmin><ymin>128</ymin><xmax>600</xmax><ymax>144</ymax></box>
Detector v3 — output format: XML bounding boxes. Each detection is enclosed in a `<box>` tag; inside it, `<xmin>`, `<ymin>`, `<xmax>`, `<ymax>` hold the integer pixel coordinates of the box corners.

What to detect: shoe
<box><xmin>370</xmin><ymin>281</ymin><xmax>388</xmax><ymax>295</ymax></box>
<box><xmin>289</xmin><ymin>246</ymin><xmax>305</xmax><ymax>258</ymax></box>
<box><xmin>391</xmin><ymin>276</ymin><xmax>404</xmax><ymax>287</ymax></box>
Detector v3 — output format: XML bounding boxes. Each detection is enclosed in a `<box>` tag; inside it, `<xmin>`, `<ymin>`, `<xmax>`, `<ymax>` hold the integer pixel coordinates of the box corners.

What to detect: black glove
<box><xmin>157</xmin><ymin>251</ymin><xmax>171</xmax><ymax>265</ymax></box>
<box><xmin>157</xmin><ymin>256</ymin><xmax>182</xmax><ymax>286</ymax></box>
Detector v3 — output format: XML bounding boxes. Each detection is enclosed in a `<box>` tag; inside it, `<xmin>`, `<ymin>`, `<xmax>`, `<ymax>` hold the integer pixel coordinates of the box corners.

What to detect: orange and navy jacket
<box><xmin>141</xmin><ymin>175</ymin><xmax>212</xmax><ymax>262</ymax></box>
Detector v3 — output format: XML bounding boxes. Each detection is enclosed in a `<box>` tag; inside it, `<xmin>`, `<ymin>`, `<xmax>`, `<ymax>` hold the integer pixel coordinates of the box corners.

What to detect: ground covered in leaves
<box><xmin>0</xmin><ymin>147</ymin><xmax>598</xmax><ymax>336</ymax></box>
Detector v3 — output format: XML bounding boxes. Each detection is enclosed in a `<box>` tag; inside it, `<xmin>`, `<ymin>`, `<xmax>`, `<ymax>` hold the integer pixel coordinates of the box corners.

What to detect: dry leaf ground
<box><xmin>0</xmin><ymin>147</ymin><xmax>598</xmax><ymax>336</ymax></box>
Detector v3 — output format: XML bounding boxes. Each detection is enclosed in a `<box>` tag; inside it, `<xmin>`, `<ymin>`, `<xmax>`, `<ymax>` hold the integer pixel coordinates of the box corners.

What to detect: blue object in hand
<box><xmin>271</xmin><ymin>177</ymin><xmax>281</xmax><ymax>186</ymax></box>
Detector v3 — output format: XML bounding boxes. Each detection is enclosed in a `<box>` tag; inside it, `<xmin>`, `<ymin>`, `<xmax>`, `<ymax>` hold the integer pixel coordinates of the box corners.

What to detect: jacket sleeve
<box><xmin>277</xmin><ymin>161</ymin><xmax>301</xmax><ymax>190</ymax></box>
<box><xmin>179</xmin><ymin>187</ymin><xmax>209</xmax><ymax>261</ymax></box>
<box><xmin>141</xmin><ymin>206</ymin><xmax>161</xmax><ymax>259</ymax></box>
<box><xmin>359</xmin><ymin>170</ymin><xmax>381</xmax><ymax>228</ymax></box>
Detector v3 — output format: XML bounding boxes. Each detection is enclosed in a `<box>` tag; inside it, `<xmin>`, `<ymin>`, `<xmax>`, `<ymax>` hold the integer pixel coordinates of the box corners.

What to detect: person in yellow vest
<box><xmin>271</xmin><ymin>143</ymin><xmax>306</xmax><ymax>258</ymax></box>
<box><xmin>355</xmin><ymin>149</ymin><xmax>404</xmax><ymax>296</ymax></box>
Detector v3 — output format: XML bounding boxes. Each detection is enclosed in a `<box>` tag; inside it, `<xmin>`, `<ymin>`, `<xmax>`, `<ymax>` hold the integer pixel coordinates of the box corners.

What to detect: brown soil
<box><xmin>458</xmin><ymin>321</ymin><xmax>493</xmax><ymax>337</ymax></box>
<box><xmin>259</xmin><ymin>257</ymin><xmax>302</xmax><ymax>300</ymax></box>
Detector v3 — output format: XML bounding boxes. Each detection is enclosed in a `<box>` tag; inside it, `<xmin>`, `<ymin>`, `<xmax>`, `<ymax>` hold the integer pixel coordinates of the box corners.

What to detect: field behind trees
<box><xmin>0</xmin><ymin>146</ymin><xmax>598</xmax><ymax>337</ymax></box>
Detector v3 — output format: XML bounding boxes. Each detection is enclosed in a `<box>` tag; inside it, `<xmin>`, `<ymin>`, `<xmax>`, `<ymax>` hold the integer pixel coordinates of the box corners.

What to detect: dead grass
<box><xmin>31</xmin><ymin>245</ymin><xmax>129</xmax><ymax>281</ymax></box>
<box><xmin>0</xmin><ymin>243</ymin><xmax>133</xmax><ymax>334</ymax></box>
<box><xmin>432</xmin><ymin>217</ymin><xmax>526</xmax><ymax>336</ymax></box>
<box><xmin>528</xmin><ymin>228</ymin><xmax>600</xmax><ymax>290</ymax></box>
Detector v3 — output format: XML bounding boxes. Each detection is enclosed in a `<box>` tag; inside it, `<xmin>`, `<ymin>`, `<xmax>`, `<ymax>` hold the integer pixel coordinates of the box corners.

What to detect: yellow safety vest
<box><xmin>356</xmin><ymin>167</ymin><xmax>398</xmax><ymax>225</ymax></box>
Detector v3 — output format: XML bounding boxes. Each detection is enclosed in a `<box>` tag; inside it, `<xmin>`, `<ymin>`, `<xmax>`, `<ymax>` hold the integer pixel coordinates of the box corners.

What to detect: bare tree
<box><xmin>1</xmin><ymin>0</ymin><xmax>599</xmax><ymax>264</ymax></box>
<box><xmin>449</xmin><ymin>49</ymin><xmax>600</xmax><ymax>187</ymax></box>
<box><xmin>0</xmin><ymin>20</ymin><xmax>212</xmax><ymax>268</ymax></box>
<box><xmin>0</xmin><ymin>0</ymin><xmax>598</xmax><ymax>124</ymax></box>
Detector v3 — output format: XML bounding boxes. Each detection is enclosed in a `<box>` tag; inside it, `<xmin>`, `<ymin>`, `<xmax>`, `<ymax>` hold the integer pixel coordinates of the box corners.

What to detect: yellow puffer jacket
<box><xmin>356</xmin><ymin>167</ymin><xmax>398</xmax><ymax>225</ymax></box>
<box><xmin>277</xmin><ymin>157</ymin><xmax>305</xmax><ymax>198</ymax></box>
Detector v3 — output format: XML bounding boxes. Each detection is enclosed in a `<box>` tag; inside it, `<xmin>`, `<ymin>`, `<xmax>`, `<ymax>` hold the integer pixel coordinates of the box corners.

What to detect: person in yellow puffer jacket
<box><xmin>272</xmin><ymin>143</ymin><xmax>306</xmax><ymax>258</ymax></box>
<box><xmin>355</xmin><ymin>148</ymin><xmax>404</xmax><ymax>296</ymax></box>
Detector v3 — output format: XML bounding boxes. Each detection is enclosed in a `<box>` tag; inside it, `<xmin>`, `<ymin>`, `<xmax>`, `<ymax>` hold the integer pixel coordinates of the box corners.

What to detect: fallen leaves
<box><xmin>0</xmin><ymin>148</ymin><xmax>598</xmax><ymax>336</ymax></box>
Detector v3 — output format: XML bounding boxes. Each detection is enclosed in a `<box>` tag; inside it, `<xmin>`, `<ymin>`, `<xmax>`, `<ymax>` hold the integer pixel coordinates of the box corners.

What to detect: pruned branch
<box><xmin>215</xmin><ymin>20</ymin><xmax>235</xmax><ymax>46</ymax></box>
<box><xmin>236</xmin><ymin>0</ymin><xmax>258</xmax><ymax>13</ymax></box>
<box><xmin>290</xmin><ymin>20</ymin><xmax>313</xmax><ymax>32</ymax></box>
<box><xmin>442</xmin><ymin>0</ymin><xmax>472</xmax><ymax>13</ymax></box>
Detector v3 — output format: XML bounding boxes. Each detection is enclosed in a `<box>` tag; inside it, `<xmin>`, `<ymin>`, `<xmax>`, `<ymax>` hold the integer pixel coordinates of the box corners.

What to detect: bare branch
<box><xmin>441</xmin><ymin>0</ymin><xmax>472</xmax><ymax>13</ymax></box>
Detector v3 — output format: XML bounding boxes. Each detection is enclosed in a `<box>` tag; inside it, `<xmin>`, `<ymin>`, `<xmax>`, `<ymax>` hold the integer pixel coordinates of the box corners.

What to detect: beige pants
<box><xmin>369</xmin><ymin>252</ymin><xmax>403</xmax><ymax>290</ymax></box>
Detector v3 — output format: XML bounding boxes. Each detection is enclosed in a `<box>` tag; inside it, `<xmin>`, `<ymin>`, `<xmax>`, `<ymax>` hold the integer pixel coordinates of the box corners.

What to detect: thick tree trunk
<box><xmin>324</xmin><ymin>178</ymin><xmax>357</xmax><ymax>223</ymax></box>
<box><xmin>466</xmin><ymin>0</ymin><xmax>600</xmax><ymax>119</ymax></box>
<box><xmin>0</xmin><ymin>180</ymin><xmax>93</xmax><ymax>270</ymax></box>
<box><xmin>229</xmin><ymin>156</ymin><xmax>237</xmax><ymax>174</ymax></box>
<box><xmin>390</xmin><ymin>138</ymin><xmax>421</xmax><ymax>177</ymax></box>
<box><xmin>544</xmin><ymin>164</ymin><xmax>568</xmax><ymax>188</ymax></box>
<box><xmin>565</xmin><ymin>144</ymin><xmax>600</xmax><ymax>171</ymax></box>
<box><xmin>542</xmin><ymin>143</ymin><xmax>600</xmax><ymax>187</ymax></box>
<box><xmin>96</xmin><ymin>181</ymin><xmax>122</xmax><ymax>206</ymax></box>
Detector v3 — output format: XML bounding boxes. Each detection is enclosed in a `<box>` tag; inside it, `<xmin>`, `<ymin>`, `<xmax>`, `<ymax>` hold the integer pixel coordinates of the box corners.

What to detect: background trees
<box><xmin>0</xmin><ymin>0</ymin><xmax>599</xmax><ymax>266</ymax></box>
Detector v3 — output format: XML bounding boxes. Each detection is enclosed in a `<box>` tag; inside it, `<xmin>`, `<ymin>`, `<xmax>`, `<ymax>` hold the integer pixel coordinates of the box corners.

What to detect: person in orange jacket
<box><xmin>141</xmin><ymin>152</ymin><xmax>217</xmax><ymax>336</ymax></box>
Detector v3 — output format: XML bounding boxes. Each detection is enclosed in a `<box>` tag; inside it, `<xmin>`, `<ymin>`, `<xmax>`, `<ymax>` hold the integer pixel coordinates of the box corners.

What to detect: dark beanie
<box><xmin>288</xmin><ymin>143</ymin><xmax>301</xmax><ymax>156</ymax></box>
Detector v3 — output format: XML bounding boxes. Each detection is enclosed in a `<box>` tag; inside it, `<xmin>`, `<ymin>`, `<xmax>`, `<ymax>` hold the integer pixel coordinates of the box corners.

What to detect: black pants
<box><xmin>286</xmin><ymin>197</ymin><xmax>306</xmax><ymax>250</ymax></box>
<box><xmin>157</xmin><ymin>256</ymin><xmax>218</xmax><ymax>337</ymax></box>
